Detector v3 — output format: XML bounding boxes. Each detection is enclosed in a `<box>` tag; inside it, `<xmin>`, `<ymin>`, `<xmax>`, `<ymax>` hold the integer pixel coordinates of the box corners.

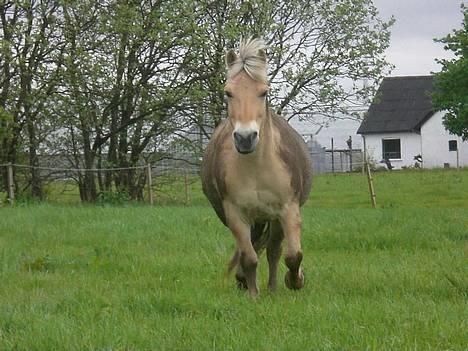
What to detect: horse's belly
<box><xmin>235</xmin><ymin>189</ymin><xmax>284</xmax><ymax>221</ymax></box>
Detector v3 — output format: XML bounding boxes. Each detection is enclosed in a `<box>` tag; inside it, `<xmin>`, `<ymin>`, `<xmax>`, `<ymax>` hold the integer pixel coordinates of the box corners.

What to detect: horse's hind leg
<box><xmin>281</xmin><ymin>203</ymin><xmax>305</xmax><ymax>290</ymax></box>
<box><xmin>267</xmin><ymin>220</ymin><xmax>283</xmax><ymax>292</ymax></box>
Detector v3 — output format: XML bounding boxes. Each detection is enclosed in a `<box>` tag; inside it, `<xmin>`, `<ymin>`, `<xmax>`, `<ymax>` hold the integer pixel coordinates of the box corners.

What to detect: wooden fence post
<box><xmin>365</xmin><ymin>162</ymin><xmax>376</xmax><ymax>208</ymax></box>
<box><xmin>362</xmin><ymin>136</ymin><xmax>367</xmax><ymax>175</ymax></box>
<box><xmin>147</xmin><ymin>164</ymin><xmax>154</xmax><ymax>205</ymax></box>
<box><xmin>7</xmin><ymin>163</ymin><xmax>14</xmax><ymax>205</ymax></box>
<box><xmin>184</xmin><ymin>173</ymin><xmax>190</xmax><ymax>205</ymax></box>
<box><xmin>331</xmin><ymin>138</ymin><xmax>335</xmax><ymax>173</ymax></box>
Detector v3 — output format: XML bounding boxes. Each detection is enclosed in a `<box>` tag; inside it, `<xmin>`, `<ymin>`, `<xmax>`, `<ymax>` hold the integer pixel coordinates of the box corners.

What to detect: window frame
<box><xmin>382</xmin><ymin>138</ymin><xmax>401</xmax><ymax>160</ymax></box>
<box><xmin>448</xmin><ymin>140</ymin><xmax>458</xmax><ymax>152</ymax></box>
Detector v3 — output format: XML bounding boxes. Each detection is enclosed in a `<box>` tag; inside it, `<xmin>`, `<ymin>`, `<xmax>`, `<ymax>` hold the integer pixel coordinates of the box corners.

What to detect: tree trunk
<box><xmin>27</xmin><ymin>115</ymin><xmax>42</xmax><ymax>199</ymax></box>
<box><xmin>80</xmin><ymin>133</ymin><xmax>97</xmax><ymax>202</ymax></box>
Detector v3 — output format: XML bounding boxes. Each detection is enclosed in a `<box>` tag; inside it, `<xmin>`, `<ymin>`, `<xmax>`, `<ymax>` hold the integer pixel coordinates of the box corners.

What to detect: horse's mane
<box><xmin>227</xmin><ymin>37</ymin><xmax>268</xmax><ymax>84</ymax></box>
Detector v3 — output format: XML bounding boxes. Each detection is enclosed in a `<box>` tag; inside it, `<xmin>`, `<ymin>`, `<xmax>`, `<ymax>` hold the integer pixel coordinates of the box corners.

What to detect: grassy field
<box><xmin>0</xmin><ymin>169</ymin><xmax>467</xmax><ymax>350</ymax></box>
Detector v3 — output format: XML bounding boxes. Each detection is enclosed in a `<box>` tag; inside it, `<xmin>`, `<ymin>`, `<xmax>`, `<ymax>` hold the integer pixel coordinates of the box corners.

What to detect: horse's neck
<box><xmin>251</xmin><ymin>110</ymin><xmax>276</xmax><ymax>162</ymax></box>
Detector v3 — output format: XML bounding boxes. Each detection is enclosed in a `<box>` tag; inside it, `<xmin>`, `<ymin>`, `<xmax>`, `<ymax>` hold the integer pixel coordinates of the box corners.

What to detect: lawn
<box><xmin>0</xmin><ymin>169</ymin><xmax>467</xmax><ymax>350</ymax></box>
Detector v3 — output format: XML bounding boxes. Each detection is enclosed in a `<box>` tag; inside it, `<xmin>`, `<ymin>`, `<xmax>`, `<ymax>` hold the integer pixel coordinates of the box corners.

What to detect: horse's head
<box><xmin>224</xmin><ymin>38</ymin><xmax>268</xmax><ymax>155</ymax></box>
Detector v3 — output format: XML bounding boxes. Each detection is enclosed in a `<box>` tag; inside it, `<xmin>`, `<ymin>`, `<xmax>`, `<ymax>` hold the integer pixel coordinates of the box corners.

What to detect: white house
<box><xmin>357</xmin><ymin>76</ymin><xmax>468</xmax><ymax>169</ymax></box>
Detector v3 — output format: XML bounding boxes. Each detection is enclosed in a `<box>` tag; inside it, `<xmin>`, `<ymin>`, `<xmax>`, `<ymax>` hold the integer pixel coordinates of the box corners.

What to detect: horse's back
<box><xmin>270</xmin><ymin>112</ymin><xmax>312</xmax><ymax>206</ymax></box>
<box><xmin>201</xmin><ymin>120</ymin><xmax>230</xmax><ymax>226</ymax></box>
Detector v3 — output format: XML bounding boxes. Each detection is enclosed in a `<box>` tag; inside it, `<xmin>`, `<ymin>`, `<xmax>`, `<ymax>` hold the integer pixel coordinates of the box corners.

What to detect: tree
<box><xmin>433</xmin><ymin>4</ymin><xmax>468</xmax><ymax>140</ymax></box>
<box><xmin>57</xmin><ymin>0</ymin><xmax>202</xmax><ymax>201</ymax></box>
<box><xmin>170</xmin><ymin>0</ymin><xmax>394</xmax><ymax>172</ymax></box>
<box><xmin>1</xmin><ymin>0</ymin><xmax>395</xmax><ymax>203</ymax></box>
<box><xmin>264</xmin><ymin>0</ymin><xmax>393</xmax><ymax>121</ymax></box>
<box><xmin>185</xmin><ymin>0</ymin><xmax>393</xmax><ymax>130</ymax></box>
<box><xmin>0</xmin><ymin>1</ymin><xmax>64</xmax><ymax>199</ymax></box>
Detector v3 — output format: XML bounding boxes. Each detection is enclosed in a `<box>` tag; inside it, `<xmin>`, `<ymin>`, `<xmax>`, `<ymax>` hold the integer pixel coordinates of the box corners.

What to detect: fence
<box><xmin>0</xmin><ymin>147</ymin><xmax>375</xmax><ymax>207</ymax></box>
<box><xmin>306</xmin><ymin>135</ymin><xmax>365</xmax><ymax>174</ymax></box>
<box><xmin>0</xmin><ymin>162</ymin><xmax>199</xmax><ymax>206</ymax></box>
<box><xmin>310</xmin><ymin>149</ymin><xmax>364</xmax><ymax>174</ymax></box>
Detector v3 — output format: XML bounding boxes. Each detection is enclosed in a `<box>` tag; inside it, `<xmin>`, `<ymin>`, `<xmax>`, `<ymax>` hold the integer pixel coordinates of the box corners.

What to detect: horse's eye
<box><xmin>225</xmin><ymin>91</ymin><xmax>233</xmax><ymax>98</ymax></box>
<box><xmin>259</xmin><ymin>91</ymin><xmax>268</xmax><ymax>98</ymax></box>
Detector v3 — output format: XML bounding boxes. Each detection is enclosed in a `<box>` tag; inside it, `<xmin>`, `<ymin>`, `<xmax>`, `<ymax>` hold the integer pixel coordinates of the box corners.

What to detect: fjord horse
<box><xmin>201</xmin><ymin>38</ymin><xmax>312</xmax><ymax>297</ymax></box>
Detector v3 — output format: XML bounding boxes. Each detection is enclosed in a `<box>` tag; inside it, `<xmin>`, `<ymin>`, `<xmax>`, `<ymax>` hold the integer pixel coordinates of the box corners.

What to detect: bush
<box><xmin>96</xmin><ymin>190</ymin><xmax>130</xmax><ymax>206</ymax></box>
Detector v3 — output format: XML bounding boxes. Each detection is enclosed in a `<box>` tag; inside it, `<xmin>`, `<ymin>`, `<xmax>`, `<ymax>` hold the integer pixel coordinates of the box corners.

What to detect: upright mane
<box><xmin>226</xmin><ymin>37</ymin><xmax>268</xmax><ymax>84</ymax></box>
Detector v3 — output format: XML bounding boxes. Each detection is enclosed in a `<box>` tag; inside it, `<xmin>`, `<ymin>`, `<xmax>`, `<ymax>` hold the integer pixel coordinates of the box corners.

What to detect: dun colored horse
<box><xmin>201</xmin><ymin>38</ymin><xmax>312</xmax><ymax>297</ymax></box>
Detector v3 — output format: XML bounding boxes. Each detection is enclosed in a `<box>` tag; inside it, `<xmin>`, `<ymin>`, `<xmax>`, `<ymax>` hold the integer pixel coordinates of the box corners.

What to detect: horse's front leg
<box><xmin>224</xmin><ymin>201</ymin><xmax>259</xmax><ymax>297</ymax></box>
<box><xmin>280</xmin><ymin>202</ymin><xmax>305</xmax><ymax>290</ymax></box>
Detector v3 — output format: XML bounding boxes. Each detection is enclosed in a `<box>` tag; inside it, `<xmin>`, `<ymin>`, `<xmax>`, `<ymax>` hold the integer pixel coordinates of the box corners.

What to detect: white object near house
<box><xmin>357</xmin><ymin>76</ymin><xmax>468</xmax><ymax>169</ymax></box>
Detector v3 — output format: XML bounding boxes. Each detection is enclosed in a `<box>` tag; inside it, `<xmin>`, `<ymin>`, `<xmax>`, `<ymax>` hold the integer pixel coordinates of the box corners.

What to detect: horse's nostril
<box><xmin>233</xmin><ymin>132</ymin><xmax>242</xmax><ymax>143</ymax></box>
<box><xmin>248</xmin><ymin>131</ymin><xmax>258</xmax><ymax>143</ymax></box>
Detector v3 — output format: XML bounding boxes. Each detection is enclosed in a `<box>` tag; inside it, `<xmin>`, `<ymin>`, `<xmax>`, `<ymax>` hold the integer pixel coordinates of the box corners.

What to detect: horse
<box><xmin>201</xmin><ymin>38</ymin><xmax>312</xmax><ymax>297</ymax></box>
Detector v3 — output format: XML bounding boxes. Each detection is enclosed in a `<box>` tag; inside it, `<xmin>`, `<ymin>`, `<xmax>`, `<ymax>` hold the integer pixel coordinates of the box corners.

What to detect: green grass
<box><xmin>4</xmin><ymin>168</ymin><xmax>468</xmax><ymax>208</ymax></box>
<box><xmin>0</xmin><ymin>170</ymin><xmax>467</xmax><ymax>350</ymax></box>
<box><xmin>308</xmin><ymin>168</ymin><xmax>468</xmax><ymax>209</ymax></box>
<box><xmin>59</xmin><ymin>167</ymin><xmax>468</xmax><ymax>208</ymax></box>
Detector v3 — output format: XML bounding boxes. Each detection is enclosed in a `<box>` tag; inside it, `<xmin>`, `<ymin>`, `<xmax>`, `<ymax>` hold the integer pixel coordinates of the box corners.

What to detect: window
<box><xmin>449</xmin><ymin>140</ymin><xmax>458</xmax><ymax>151</ymax></box>
<box><xmin>382</xmin><ymin>139</ymin><xmax>401</xmax><ymax>159</ymax></box>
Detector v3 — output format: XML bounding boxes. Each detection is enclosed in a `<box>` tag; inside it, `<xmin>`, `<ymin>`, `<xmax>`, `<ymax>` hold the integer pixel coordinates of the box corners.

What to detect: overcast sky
<box><xmin>292</xmin><ymin>1</ymin><xmax>465</xmax><ymax>147</ymax></box>
<box><xmin>373</xmin><ymin>0</ymin><xmax>465</xmax><ymax>76</ymax></box>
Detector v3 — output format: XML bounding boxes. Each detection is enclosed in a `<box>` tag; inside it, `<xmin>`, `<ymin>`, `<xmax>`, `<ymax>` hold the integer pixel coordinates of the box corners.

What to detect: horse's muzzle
<box><xmin>233</xmin><ymin>131</ymin><xmax>259</xmax><ymax>154</ymax></box>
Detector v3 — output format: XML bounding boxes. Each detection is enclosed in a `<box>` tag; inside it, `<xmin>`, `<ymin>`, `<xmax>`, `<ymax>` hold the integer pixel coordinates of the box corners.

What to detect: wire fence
<box><xmin>0</xmin><ymin>161</ymin><xmax>202</xmax><ymax>206</ymax></box>
<box><xmin>310</xmin><ymin>149</ymin><xmax>365</xmax><ymax>173</ymax></box>
<box><xmin>0</xmin><ymin>148</ymin><xmax>370</xmax><ymax>206</ymax></box>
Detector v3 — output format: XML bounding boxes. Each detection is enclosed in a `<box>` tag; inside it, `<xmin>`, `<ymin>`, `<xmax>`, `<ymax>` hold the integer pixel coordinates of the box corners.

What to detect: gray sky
<box><xmin>374</xmin><ymin>0</ymin><xmax>465</xmax><ymax>76</ymax></box>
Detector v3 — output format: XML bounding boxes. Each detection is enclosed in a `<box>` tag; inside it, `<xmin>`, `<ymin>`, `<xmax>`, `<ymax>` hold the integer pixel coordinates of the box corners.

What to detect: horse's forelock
<box><xmin>227</xmin><ymin>38</ymin><xmax>268</xmax><ymax>84</ymax></box>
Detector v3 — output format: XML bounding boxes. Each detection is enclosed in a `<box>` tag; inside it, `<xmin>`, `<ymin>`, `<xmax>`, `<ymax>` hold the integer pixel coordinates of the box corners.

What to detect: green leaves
<box><xmin>1</xmin><ymin>0</ymin><xmax>395</xmax><ymax>201</ymax></box>
<box><xmin>433</xmin><ymin>5</ymin><xmax>468</xmax><ymax>140</ymax></box>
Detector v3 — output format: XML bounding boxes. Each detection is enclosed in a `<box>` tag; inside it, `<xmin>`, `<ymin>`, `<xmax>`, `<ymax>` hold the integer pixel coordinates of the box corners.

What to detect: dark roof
<box><xmin>357</xmin><ymin>76</ymin><xmax>434</xmax><ymax>134</ymax></box>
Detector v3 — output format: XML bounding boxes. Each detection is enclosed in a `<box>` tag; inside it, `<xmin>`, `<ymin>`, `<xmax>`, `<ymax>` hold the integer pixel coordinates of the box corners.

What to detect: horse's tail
<box><xmin>227</xmin><ymin>222</ymin><xmax>270</xmax><ymax>275</ymax></box>
<box><xmin>251</xmin><ymin>221</ymin><xmax>270</xmax><ymax>254</ymax></box>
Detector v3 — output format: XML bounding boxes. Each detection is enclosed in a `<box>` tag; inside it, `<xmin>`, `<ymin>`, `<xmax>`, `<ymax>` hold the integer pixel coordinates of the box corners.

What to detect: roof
<box><xmin>357</xmin><ymin>76</ymin><xmax>434</xmax><ymax>134</ymax></box>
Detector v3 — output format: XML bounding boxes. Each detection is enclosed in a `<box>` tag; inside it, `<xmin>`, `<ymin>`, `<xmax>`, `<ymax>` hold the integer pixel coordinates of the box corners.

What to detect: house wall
<box><xmin>421</xmin><ymin>111</ymin><xmax>468</xmax><ymax>168</ymax></box>
<box><xmin>362</xmin><ymin>132</ymin><xmax>422</xmax><ymax>170</ymax></box>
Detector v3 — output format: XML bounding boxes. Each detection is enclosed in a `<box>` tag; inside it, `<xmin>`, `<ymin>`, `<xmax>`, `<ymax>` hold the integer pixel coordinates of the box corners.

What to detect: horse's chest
<box><xmin>225</xmin><ymin>165</ymin><xmax>291</xmax><ymax>220</ymax></box>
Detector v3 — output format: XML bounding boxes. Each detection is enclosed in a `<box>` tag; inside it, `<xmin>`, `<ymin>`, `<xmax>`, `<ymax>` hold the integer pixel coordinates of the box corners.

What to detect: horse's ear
<box><xmin>258</xmin><ymin>49</ymin><xmax>267</xmax><ymax>63</ymax></box>
<box><xmin>226</xmin><ymin>49</ymin><xmax>238</xmax><ymax>68</ymax></box>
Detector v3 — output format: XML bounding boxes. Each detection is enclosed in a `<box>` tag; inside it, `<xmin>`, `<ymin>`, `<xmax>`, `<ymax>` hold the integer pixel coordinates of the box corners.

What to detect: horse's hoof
<box><xmin>267</xmin><ymin>281</ymin><xmax>278</xmax><ymax>293</ymax></box>
<box><xmin>285</xmin><ymin>268</ymin><xmax>305</xmax><ymax>290</ymax></box>
<box><xmin>235</xmin><ymin>274</ymin><xmax>248</xmax><ymax>290</ymax></box>
<box><xmin>248</xmin><ymin>288</ymin><xmax>259</xmax><ymax>299</ymax></box>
